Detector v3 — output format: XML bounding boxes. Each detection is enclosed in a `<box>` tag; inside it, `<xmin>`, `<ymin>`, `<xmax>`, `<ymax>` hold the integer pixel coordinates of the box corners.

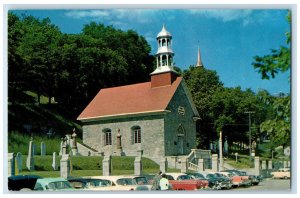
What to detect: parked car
<box><xmin>165</xmin><ymin>172</ymin><xmax>209</xmax><ymax>190</ymax></box>
<box><xmin>88</xmin><ymin>176</ymin><xmax>150</xmax><ymax>191</ymax></box>
<box><xmin>186</xmin><ymin>172</ymin><xmax>221</xmax><ymax>190</ymax></box>
<box><xmin>221</xmin><ymin>169</ymin><xmax>261</xmax><ymax>185</ymax></box>
<box><xmin>271</xmin><ymin>168</ymin><xmax>290</xmax><ymax>179</ymax></box>
<box><xmin>216</xmin><ymin>171</ymin><xmax>251</xmax><ymax>188</ymax></box>
<box><xmin>200</xmin><ymin>172</ymin><xmax>232</xmax><ymax>190</ymax></box>
<box><xmin>143</xmin><ymin>174</ymin><xmax>155</xmax><ymax>185</ymax></box>
<box><xmin>8</xmin><ymin>175</ymin><xmax>42</xmax><ymax>191</ymax></box>
<box><xmin>68</xmin><ymin>177</ymin><xmax>111</xmax><ymax>189</ymax></box>
<box><xmin>33</xmin><ymin>178</ymin><xmax>75</xmax><ymax>191</ymax></box>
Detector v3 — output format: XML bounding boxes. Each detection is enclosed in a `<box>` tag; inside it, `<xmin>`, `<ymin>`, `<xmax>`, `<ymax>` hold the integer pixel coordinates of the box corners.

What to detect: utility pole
<box><xmin>245</xmin><ymin>111</ymin><xmax>255</xmax><ymax>159</ymax></box>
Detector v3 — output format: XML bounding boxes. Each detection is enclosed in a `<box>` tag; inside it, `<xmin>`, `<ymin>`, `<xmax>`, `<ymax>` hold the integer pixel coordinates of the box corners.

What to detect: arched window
<box><xmin>131</xmin><ymin>126</ymin><xmax>141</xmax><ymax>144</ymax></box>
<box><xmin>103</xmin><ymin>128</ymin><xmax>112</xmax><ymax>146</ymax></box>
<box><xmin>162</xmin><ymin>55</ymin><xmax>167</xmax><ymax>66</ymax></box>
<box><xmin>177</xmin><ymin>124</ymin><xmax>185</xmax><ymax>137</ymax></box>
<box><xmin>162</xmin><ymin>39</ymin><xmax>166</xmax><ymax>47</ymax></box>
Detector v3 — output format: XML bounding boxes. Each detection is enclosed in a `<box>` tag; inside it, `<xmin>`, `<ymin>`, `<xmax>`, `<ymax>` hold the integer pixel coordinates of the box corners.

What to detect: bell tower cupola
<box><xmin>150</xmin><ymin>24</ymin><xmax>178</xmax><ymax>88</ymax></box>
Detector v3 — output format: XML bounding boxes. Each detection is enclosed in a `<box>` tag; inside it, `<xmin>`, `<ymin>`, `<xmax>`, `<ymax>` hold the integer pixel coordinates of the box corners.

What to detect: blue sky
<box><xmin>11</xmin><ymin>9</ymin><xmax>291</xmax><ymax>95</ymax></box>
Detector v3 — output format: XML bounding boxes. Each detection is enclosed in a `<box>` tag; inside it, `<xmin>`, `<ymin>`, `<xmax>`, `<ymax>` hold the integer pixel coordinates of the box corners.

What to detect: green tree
<box><xmin>8</xmin><ymin>13</ymin><xmax>26</xmax><ymax>104</ymax></box>
<box><xmin>251</xmin><ymin>11</ymin><xmax>291</xmax><ymax>149</ymax></box>
<box><xmin>14</xmin><ymin>15</ymin><xmax>62</xmax><ymax>104</ymax></box>
<box><xmin>252</xmin><ymin>11</ymin><xmax>291</xmax><ymax>80</ymax></box>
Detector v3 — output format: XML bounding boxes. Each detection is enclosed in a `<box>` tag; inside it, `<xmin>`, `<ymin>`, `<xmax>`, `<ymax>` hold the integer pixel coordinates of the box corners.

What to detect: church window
<box><xmin>178</xmin><ymin>124</ymin><xmax>185</xmax><ymax>137</ymax></box>
<box><xmin>103</xmin><ymin>129</ymin><xmax>112</xmax><ymax>146</ymax></box>
<box><xmin>131</xmin><ymin>126</ymin><xmax>141</xmax><ymax>144</ymax></box>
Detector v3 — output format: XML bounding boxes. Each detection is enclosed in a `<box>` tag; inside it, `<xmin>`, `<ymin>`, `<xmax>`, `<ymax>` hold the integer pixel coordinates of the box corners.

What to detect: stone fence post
<box><xmin>102</xmin><ymin>155</ymin><xmax>112</xmax><ymax>176</ymax></box>
<box><xmin>8</xmin><ymin>153</ymin><xmax>15</xmax><ymax>177</ymax></box>
<box><xmin>268</xmin><ymin>160</ymin><xmax>273</xmax><ymax>170</ymax></box>
<box><xmin>254</xmin><ymin>156</ymin><xmax>260</xmax><ymax>176</ymax></box>
<box><xmin>211</xmin><ymin>154</ymin><xmax>219</xmax><ymax>172</ymax></box>
<box><xmin>197</xmin><ymin>158</ymin><xmax>204</xmax><ymax>172</ymax></box>
<box><xmin>180</xmin><ymin>157</ymin><xmax>188</xmax><ymax>173</ymax></box>
<box><xmin>134</xmin><ymin>156</ymin><xmax>142</xmax><ymax>176</ymax></box>
<box><xmin>60</xmin><ymin>154</ymin><xmax>70</xmax><ymax>179</ymax></box>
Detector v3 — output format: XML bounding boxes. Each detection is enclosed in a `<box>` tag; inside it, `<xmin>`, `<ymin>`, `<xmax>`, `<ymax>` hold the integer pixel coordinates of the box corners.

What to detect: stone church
<box><xmin>77</xmin><ymin>25</ymin><xmax>200</xmax><ymax>162</ymax></box>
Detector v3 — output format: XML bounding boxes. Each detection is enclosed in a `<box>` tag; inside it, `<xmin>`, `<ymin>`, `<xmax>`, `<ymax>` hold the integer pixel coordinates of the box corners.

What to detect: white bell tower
<box><xmin>151</xmin><ymin>24</ymin><xmax>175</xmax><ymax>74</ymax></box>
<box><xmin>150</xmin><ymin>24</ymin><xmax>178</xmax><ymax>88</ymax></box>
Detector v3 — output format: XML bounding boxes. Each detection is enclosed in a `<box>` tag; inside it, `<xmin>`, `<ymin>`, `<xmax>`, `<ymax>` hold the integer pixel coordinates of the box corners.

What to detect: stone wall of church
<box><xmin>82</xmin><ymin>114</ymin><xmax>165</xmax><ymax>159</ymax></box>
<box><xmin>164</xmin><ymin>82</ymin><xmax>197</xmax><ymax>156</ymax></box>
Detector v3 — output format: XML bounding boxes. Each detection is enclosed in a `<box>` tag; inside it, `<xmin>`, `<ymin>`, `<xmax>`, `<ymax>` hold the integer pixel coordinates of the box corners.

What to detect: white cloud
<box><xmin>65</xmin><ymin>10</ymin><xmax>110</xmax><ymax>19</ymax></box>
<box><xmin>65</xmin><ymin>9</ymin><xmax>159</xmax><ymax>24</ymax></box>
<box><xmin>187</xmin><ymin>9</ymin><xmax>254</xmax><ymax>24</ymax></box>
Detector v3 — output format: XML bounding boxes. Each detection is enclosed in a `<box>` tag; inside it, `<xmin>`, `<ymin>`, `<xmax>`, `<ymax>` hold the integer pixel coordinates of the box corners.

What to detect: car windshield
<box><xmin>190</xmin><ymin>173</ymin><xmax>206</xmax><ymax>180</ymax></box>
<box><xmin>206</xmin><ymin>174</ymin><xmax>217</xmax><ymax>179</ymax></box>
<box><xmin>46</xmin><ymin>181</ymin><xmax>72</xmax><ymax>190</ymax></box>
<box><xmin>116</xmin><ymin>178</ymin><xmax>136</xmax><ymax>185</ymax></box>
<box><xmin>86</xmin><ymin>179</ymin><xmax>111</xmax><ymax>187</ymax></box>
<box><xmin>166</xmin><ymin>175</ymin><xmax>174</xmax><ymax>180</ymax></box>
<box><xmin>134</xmin><ymin>177</ymin><xmax>149</xmax><ymax>185</ymax></box>
<box><xmin>177</xmin><ymin>175</ymin><xmax>192</xmax><ymax>180</ymax></box>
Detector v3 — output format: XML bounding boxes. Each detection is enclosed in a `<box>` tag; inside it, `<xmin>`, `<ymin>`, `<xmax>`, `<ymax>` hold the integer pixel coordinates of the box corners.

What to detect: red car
<box><xmin>166</xmin><ymin>173</ymin><xmax>209</xmax><ymax>190</ymax></box>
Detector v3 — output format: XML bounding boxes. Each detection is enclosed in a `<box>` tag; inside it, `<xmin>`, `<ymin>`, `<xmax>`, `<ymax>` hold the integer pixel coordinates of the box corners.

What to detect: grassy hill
<box><xmin>8</xmin><ymin>91</ymin><xmax>83</xmax><ymax>154</ymax></box>
<box><xmin>7</xmin><ymin>91</ymin><xmax>166</xmax><ymax>176</ymax></box>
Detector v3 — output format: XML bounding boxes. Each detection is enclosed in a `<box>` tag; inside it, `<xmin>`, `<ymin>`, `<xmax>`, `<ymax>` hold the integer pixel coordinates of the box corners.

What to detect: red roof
<box><xmin>78</xmin><ymin>77</ymin><xmax>183</xmax><ymax>120</ymax></box>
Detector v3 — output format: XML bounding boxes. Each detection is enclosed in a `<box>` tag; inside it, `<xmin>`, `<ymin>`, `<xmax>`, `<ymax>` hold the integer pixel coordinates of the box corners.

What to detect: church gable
<box><xmin>164</xmin><ymin>80</ymin><xmax>199</xmax><ymax>156</ymax></box>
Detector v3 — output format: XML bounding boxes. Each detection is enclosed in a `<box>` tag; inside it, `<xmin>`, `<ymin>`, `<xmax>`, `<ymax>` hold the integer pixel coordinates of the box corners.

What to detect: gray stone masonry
<box><xmin>52</xmin><ymin>152</ymin><xmax>58</xmax><ymax>170</ymax></box>
<box><xmin>8</xmin><ymin>153</ymin><xmax>15</xmax><ymax>177</ymax></box>
<box><xmin>60</xmin><ymin>154</ymin><xmax>70</xmax><ymax>179</ymax></box>
<box><xmin>102</xmin><ymin>155</ymin><xmax>112</xmax><ymax>176</ymax></box>
<box><xmin>211</xmin><ymin>154</ymin><xmax>218</xmax><ymax>172</ymax></box>
<box><xmin>254</xmin><ymin>156</ymin><xmax>260</xmax><ymax>176</ymax></box>
<box><xmin>268</xmin><ymin>160</ymin><xmax>273</xmax><ymax>170</ymax></box>
<box><xmin>160</xmin><ymin>157</ymin><xmax>167</xmax><ymax>173</ymax></box>
<box><xmin>16</xmin><ymin>152</ymin><xmax>22</xmax><ymax>173</ymax></box>
<box><xmin>197</xmin><ymin>159</ymin><xmax>204</xmax><ymax>172</ymax></box>
<box><xmin>262</xmin><ymin>160</ymin><xmax>266</xmax><ymax>170</ymax></box>
<box><xmin>26</xmin><ymin>140</ymin><xmax>34</xmax><ymax>171</ymax></box>
<box><xmin>41</xmin><ymin>142</ymin><xmax>46</xmax><ymax>156</ymax></box>
<box><xmin>134</xmin><ymin>156</ymin><xmax>142</xmax><ymax>176</ymax></box>
<box><xmin>180</xmin><ymin>157</ymin><xmax>188</xmax><ymax>173</ymax></box>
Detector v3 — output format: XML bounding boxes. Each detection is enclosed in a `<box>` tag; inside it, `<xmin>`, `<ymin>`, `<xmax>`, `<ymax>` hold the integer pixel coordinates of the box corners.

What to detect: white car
<box><xmin>33</xmin><ymin>178</ymin><xmax>75</xmax><ymax>191</ymax></box>
<box><xmin>85</xmin><ymin>175</ymin><xmax>151</xmax><ymax>191</ymax></box>
<box><xmin>271</xmin><ymin>168</ymin><xmax>290</xmax><ymax>179</ymax></box>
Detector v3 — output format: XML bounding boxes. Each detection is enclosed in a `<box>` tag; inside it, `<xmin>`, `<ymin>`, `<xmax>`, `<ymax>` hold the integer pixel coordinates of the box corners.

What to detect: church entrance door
<box><xmin>177</xmin><ymin>136</ymin><xmax>184</xmax><ymax>155</ymax></box>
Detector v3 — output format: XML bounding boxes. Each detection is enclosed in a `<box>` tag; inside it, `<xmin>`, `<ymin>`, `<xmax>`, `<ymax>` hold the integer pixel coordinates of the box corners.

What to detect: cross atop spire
<box><xmin>196</xmin><ymin>46</ymin><xmax>204</xmax><ymax>67</ymax></box>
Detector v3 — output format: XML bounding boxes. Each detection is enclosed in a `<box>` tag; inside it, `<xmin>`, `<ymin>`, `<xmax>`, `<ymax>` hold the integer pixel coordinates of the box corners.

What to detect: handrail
<box><xmin>188</xmin><ymin>162</ymin><xmax>199</xmax><ymax>171</ymax></box>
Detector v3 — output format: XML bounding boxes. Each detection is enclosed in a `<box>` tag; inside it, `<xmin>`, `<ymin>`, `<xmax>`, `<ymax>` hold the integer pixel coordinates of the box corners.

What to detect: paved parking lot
<box><xmin>231</xmin><ymin>178</ymin><xmax>291</xmax><ymax>192</ymax></box>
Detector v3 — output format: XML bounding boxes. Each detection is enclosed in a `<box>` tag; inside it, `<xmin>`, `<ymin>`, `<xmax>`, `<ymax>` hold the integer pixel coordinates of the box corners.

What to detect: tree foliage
<box><xmin>8</xmin><ymin>13</ymin><xmax>154</xmax><ymax>117</ymax></box>
<box><xmin>183</xmin><ymin>67</ymin><xmax>268</xmax><ymax>149</ymax></box>
<box><xmin>252</xmin><ymin>11</ymin><xmax>291</xmax><ymax>80</ymax></box>
<box><xmin>252</xmin><ymin>11</ymin><xmax>291</xmax><ymax>149</ymax></box>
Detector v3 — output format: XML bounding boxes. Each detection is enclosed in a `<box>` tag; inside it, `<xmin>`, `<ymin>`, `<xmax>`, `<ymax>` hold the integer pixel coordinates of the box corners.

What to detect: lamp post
<box><xmin>244</xmin><ymin>111</ymin><xmax>255</xmax><ymax>159</ymax></box>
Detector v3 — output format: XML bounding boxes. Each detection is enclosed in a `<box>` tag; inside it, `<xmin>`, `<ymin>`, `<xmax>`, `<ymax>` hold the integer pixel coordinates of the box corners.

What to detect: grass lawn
<box><xmin>16</xmin><ymin>155</ymin><xmax>180</xmax><ymax>178</ymax></box>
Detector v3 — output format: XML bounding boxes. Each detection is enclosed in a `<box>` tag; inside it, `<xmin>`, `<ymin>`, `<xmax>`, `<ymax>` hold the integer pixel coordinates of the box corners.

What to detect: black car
<box><xmin>8</xmin><ymin>175</ymin><xmax>42</xmax><ymax>191</ymax></box>
<box><xmin>187</xmin><ymin>172</ymin><xmax>222</xmax><ymax>190</ymax></box>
